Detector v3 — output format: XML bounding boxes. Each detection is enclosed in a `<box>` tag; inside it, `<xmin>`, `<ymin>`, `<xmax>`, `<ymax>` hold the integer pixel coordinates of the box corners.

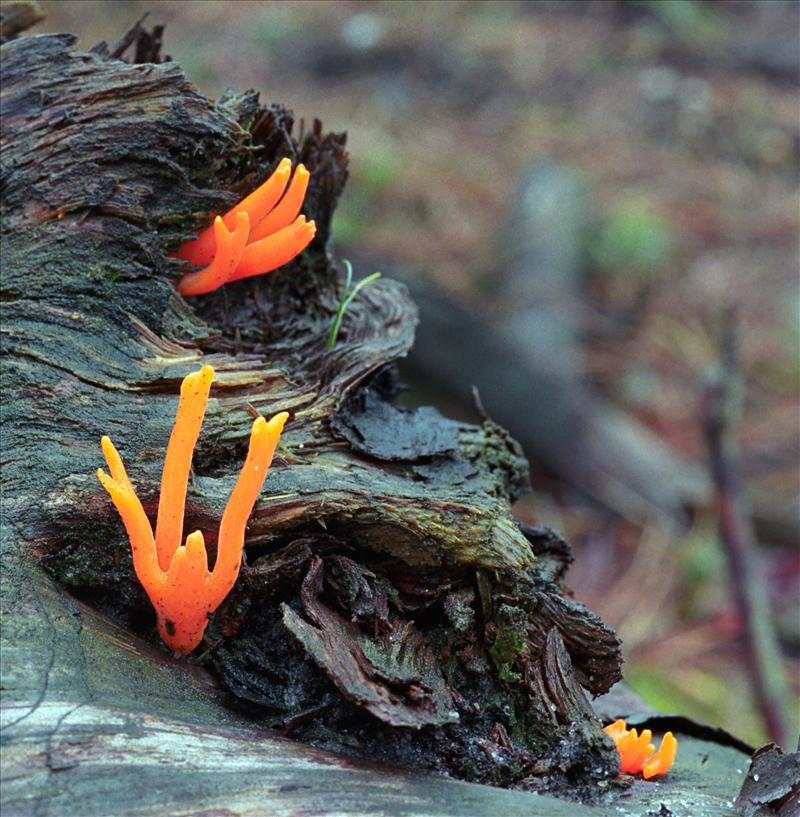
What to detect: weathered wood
<box><xmin>0</xmin><ymin>603</ymin><xmax>751</xmax><ymax>817</ymax></box>
<box><xmin>3</xmin><ymin>700</ymin><xmax>754</xmax><ymax>817</ymax></box>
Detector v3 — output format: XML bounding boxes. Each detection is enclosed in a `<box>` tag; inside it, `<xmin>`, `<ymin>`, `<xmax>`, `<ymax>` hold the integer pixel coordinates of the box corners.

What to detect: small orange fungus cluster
<box><xmin>175</xmin><ymin>158</ymin><xmax>316</xmax><ymax>296</ymax></box>
<box><xmin>603</xmin><ymin>720</ymin><xmax>678</xmax><ymax>779</ymax></box>
<box><xmin>97</xmin><ymin>365</ymin><xmax>287</xmax><ymax>655</ymax></box>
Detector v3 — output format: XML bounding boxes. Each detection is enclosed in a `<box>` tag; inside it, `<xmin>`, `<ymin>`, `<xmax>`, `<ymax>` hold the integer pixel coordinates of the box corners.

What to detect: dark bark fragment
<box><xmin>528</xmin><ymin>592</ymin><xmax>623</xmax><ymax>694</ymax></box>
<box><xmin>521</xmin><ymin>630</ymin><xmax>619</xmax><ymax>796</ymax></box>
<box><xmin>283</xmin><ymin>556</ymin><xmax>457</xmax><ymax>729</ymax></box>
<box><xmin>331</xmin><ymin>384</ymin><xmax>462</xmax><ymax>460</ymax></box>
<box><xmin>325</xmin><ymin>554</ymin><xmax>392</xmax><ymax>633</ymax></box>
<box><xmin>520</xmin><ymin>524</ymin><xmax>574</xmax><ymax>584</ymax></box>
<box><xmin>735</xmin><ymin>743</ymin><xmax>800</xmax><ymax>817</ymax></box>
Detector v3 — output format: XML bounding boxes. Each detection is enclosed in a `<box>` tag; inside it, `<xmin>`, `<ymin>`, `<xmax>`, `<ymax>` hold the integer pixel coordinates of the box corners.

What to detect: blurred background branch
<box><xmin>704</xmin><ymin>310</ymin><xmax>796</xmax><ymax>749</ymax></box>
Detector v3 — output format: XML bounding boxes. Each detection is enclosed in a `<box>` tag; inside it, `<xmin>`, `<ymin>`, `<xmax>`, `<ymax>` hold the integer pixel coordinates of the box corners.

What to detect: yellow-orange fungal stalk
<box><xmin>603</xmin><ymin>719</ymin><xmax>628</xmax><ymax>743</ymax></box>
<box><xmin>642</xmin><ymin>731</ymin><xmax>677</xmax><ymax>780</ymax></box>
<box><xmin>97</xmin><ymin>365</ymin><xmax>288</xmax><ymax>656</ymax></box>
<box><xmin>177</xmin><ymin>212</ymin><xmax>251</xmax><ymax>297</ymax></box>
<box><xmin>248</xmin><ymin>164</ymin><xmax>310</xmax><ymax>243</ymax></box>
<box><xmin>603</xmin><ymin>720</ymin><xmax>677</xmax><ymax>779</ymax></box>
<box><xmin>176</xmin><ymin>158</ymin><xmax>292</xmax><ymax>269</ymax></box>
<box><xmin>174</xmin><ymin>158</ymin><xmax>315</xmax><ymax>296</ymax></box>
<box><xmin>229</xmin><ymin>216</ymin><xmax>316</xmax><ymax>283</ymax></box>
<box><xmin>617</xmin><ymin>728</ymin><xmax>655</xmax><ymax>774</ymax></box>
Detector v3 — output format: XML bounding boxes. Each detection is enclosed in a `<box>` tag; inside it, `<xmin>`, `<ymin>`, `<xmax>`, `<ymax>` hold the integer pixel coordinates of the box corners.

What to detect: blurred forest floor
<box><xmin>34</xmin><ymin>0</ymin><xmax>799</xmax><ymax>748</ymax></box>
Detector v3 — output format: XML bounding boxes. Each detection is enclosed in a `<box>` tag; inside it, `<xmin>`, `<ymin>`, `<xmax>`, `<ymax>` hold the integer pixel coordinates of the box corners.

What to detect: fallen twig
<box><xmin>702</xmin><ymin>309</ymin><xmax>795</xmax><ymax>749</ymax></box>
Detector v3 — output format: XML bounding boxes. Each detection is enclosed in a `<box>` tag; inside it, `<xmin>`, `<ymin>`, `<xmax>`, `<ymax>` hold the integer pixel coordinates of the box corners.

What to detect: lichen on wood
<box><xmin>1</xmin><ymin>19</ymin><xmax>628</xmax><ymax>809</ymax></box>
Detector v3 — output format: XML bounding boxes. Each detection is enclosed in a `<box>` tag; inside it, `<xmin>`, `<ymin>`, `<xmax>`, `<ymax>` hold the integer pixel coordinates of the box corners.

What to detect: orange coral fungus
<box><xmin>97</xmin><ymin>365</ymin><xmax>288</xmax><ymax>656</ymax></box>
<box><xmin>603</xmin><ymin>720</ymin><xmax>677</xmax><ymax>779</ymax></box>
<box><xmin>174</xmin><ymin>158</ymin><xmax>316</xmax><ymax>296</ymax></box>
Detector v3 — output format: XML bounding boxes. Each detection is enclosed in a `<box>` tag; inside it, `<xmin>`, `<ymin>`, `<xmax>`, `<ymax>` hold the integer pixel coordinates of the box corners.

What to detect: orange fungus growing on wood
<box><xmin>97</xmin><ymin>365</ymin><xmax>288</xmax><ymax>655</ymax></box>
<box><xmin>603</xmin><ymin>719</ymin><xmax>677</xmax><ymax>779</ymax></box>
<box><xmin>174</xmin><ymin>158</ymin><xmax>316</xmax><ymax>296</ymax></box>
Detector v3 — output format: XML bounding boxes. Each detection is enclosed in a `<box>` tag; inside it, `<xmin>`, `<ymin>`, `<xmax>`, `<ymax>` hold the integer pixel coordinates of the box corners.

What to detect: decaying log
<box><xmin>0</xmin><ymin>17</ymin><xmax>748</xmax><ymax>817</ymax></box>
